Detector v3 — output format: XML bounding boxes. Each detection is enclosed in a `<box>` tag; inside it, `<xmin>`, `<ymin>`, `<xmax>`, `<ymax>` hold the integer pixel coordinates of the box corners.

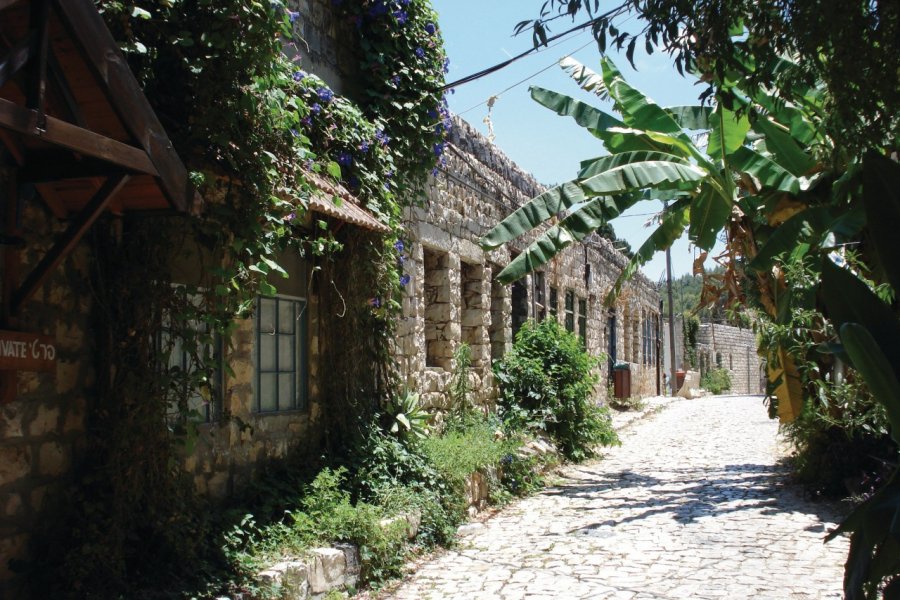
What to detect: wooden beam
<box><xmin>46</xmin><ymin>51</ymin><xmax>87</xmax><ymax>127</ymax></box>
<box><xmin>0</xmin><ymin>98</ymin><xmax>158</xmax><ymax>174</ymax></box>
<box><xmin>18</xmin><ymin>151</ymin><xmax>136</xmax><ymax>183</ymax></box>
<box><xmin>0</xmin><ymin>0</ymin><xmax>24</xmax><ymax>12</ymax></box>
<box><xmin>0</xmin><ymin>30</ymin><xmax>36</xmax><ymax>89</ymax></box>
<box><xmin>11</xmin><ymin>173</ymin><xmax>128</xmax><ymax>314</ymax></box>
<box><xmin>25</xmin><ymin>0</ymin><xmax>49</xmax><ymax>118</ymax></box>
<box><xmin>52</xmin><ymin>0</ymin><xmax>195</xmax><ymax>213</ymax></box>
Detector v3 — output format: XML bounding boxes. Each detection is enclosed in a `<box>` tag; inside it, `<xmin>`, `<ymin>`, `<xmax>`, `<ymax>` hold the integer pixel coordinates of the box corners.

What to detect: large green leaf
<box><xmin>666</xmin><ymin>105</ymin><xmax>712</xmax><ymax>130</ymax></box>
<box><xmin>730</xmin><ymin>146</ymin><xmax>802</xmax><ymax>193</ymax></box>
<box><xmin>707</xmin><ymin>104</ymin><xmax>751</xmax><ymax>159</ymax></box>
<box><xmin>598</xmin><ymin>127</ymin><xmax>703</xmax><ymax>161</ymax></box>
<box><xmin>480</xmin><ymin>181</ymin><xmax>587</xmax><ymax>250</ymax></box>
<box><xmin>753</xmin><ymin>116</ymin><xmax>817</xmax><ymax>176</ymax></box>
<box><xmin>559</xmin><ymin>56</ymin><xmax>609</xmax><ymax>100</ymax></box>
<box><xmin>606</xmin><ymin>201</ymin><xmax>691</xmax><ymax>304</ymax></box>
<box><xmin>749</xmin><ymin>206</ymin><xmax>833</xmax><ymax>271</ymax></box>
<box><xmin>600</xmin><ymin>57</ymin><xmax>686</xmax><ymax>138</ymax></box>
<box><xmin>579</xmin><ymin>160</ymin><xmax>705</xmax><ymax>195</ymax></box>
<box><xmin>688</xmin><ymin>185</ymin><xmax>731</xmax><ymax>250</ymax></box>
<box><xmin>578</xmin><ymin>151</ymin><xmax>692</xmax><ymax>179</ymax></box>
<box><xmin>840</xmin><ymin>323</ymin><xmax>900</xmax><ymax>444</ymax></box>
<box><xmin>530</xmin><ymin>86</ymin><xmax>623</xmax><ymax>137</ymax></box>
<box><xmin>821</xmin><ymin>259</ymin><xmax>900</xmax><ymax>375</ymax></box>
<box><xmin>495</xmin><ymin>195</ymin><xmax>640</xmax><ymax>284</ymax></box>
<box><xmin>862</xmin><ymin>151</ymin><xmax>900</xmax><ymax>293</ymax></box>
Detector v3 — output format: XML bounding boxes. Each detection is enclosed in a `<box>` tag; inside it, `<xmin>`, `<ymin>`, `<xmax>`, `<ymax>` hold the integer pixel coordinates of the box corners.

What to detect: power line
<box><xmin>455</xmin><ymin>34</ymin><xmax>597</xmax><ymax>118</ymax></box>
<box><xmin>438</xmin><ymin>3</ymin><xmax>630</xmax><ymax>92</ymax></box>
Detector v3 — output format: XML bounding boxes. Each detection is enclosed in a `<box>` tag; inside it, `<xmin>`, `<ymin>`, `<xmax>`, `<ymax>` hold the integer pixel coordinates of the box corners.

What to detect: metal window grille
<box><xmin>577</xmin><ymin>298</ymin><xmax>587</xmax><ymax>340</ymax></box>
<box><xmin>564</xmin><ymin>290</ymin><xmax>575</xmax><ymax>332</ymax></box>
<box><xmin>256</xmin><ymin>295</ymin><xmax>308</xmax><ymax>413</ymax></box>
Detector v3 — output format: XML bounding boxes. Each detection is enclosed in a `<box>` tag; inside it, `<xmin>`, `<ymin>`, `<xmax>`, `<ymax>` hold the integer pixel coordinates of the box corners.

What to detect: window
<box><xmin>256</xmin><ymin>295</ymin><xmax>308</xmax><ymax>412</ymax></box>
<box><xmin>577</xmin><ymin>298</ymin><xmax>587</xmax><ymax>341</ymax></box>
<box><xmin>564</xmin><ymin>290</ymin><xmax>575</xmax><ymax>332</ymax></box>
<box><xmin>424</xmin><ymin>248</ymin><xmax>452</xmax><ymax>369</ymax></box>
<box><xmin>160</xmin><ymin>291</ymin><xmax>221</xmax><ymax>423</ymax></box>
<box><xmin>533</xmin><ymin>271</ymin><xmax>546</xmax><ymax>321</ymax></box>
<box><xmin>549</xmin><ymin>286</ymin><xmax>558</xmax><ymax>319</ymax></box>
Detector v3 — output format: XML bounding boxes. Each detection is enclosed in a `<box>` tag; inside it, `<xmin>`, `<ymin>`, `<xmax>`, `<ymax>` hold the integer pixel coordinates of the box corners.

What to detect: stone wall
<box><xmin>697</xmin><ymin>323</ymin><xmax>764</xmax><ymax>395</ymax></box>
<box><xmin>0</xmin><ymin>178</ymin><xmax>93</xmax><ymax>597</ymax></box>
<box><xmin>397</xmin><ymin>118</ymin><xmax>662</xmax><ymax>408</ymax></box>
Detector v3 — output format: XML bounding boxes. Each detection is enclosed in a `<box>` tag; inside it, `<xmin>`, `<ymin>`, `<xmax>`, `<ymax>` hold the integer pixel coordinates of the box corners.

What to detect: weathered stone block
<box><xmin>257</xmin><ymin>560</ymin><xmax>309</xmax><ymax>600</ymax></box>
<box><xmin>0</xmin><ymin>406</ymin><xmax>24</xmax><ymax>439</ymax></box>
<box><xmin>28</xmin><ymin>404</ymin><xmax>60</xmax><ymax>437</ymax></box>
<box><xmin>0</xmin><ymin>445</ymin><xmax>31</xmax><ymax>482</ymax></box>
<box><xmin>308</xmin><ymin>547</ymin><xmax>349</xmax><ymax>594</ymax></box>
<box><xmin>38</xmin><ymin>441</ymin><xmax>68</xmax><ymax>477</ymax></box>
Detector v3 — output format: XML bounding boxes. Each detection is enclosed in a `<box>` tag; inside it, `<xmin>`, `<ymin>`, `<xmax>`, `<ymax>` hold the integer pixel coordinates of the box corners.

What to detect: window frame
<box><xmin>564</xmin><ymin>289</ymin><xmax>575</xmax><ymax>332</ymax></box>
<box><xmin>255</xmin><ymin>293</ymin><xmax>309</xmax><ymax>414</ymax></box>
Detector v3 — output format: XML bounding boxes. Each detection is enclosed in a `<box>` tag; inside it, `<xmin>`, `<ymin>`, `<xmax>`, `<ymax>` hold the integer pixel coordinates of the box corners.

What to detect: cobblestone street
<box><xmin>383</xmin><ymin>396</ymin><xmax>850</xmax><ymax>600</ymax></box>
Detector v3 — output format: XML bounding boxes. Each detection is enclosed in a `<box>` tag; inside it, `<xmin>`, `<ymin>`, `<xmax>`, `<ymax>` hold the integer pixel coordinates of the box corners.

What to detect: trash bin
<box><xmin>675</xmin><ymin>369</ymin><xmax>686</xmax><ymax>393</ymax></box>
<box><xmin>613</xmin><ymin>362</ymin><xmax>631</xmax><ymax>399</ymax></box>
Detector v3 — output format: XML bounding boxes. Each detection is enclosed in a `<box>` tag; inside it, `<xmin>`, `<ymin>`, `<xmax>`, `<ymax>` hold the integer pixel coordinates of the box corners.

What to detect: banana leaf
<box><xmin>530</xmin><ymin>85</ymin><xmax>623</xmax><ymax>137</ymax></box>
<box><xmin>494</xmin><ymin>195</ymin><xmax>640</xmax><ymax>284</ymax></box>
<box><xmin>606</xmin><ymin>200</ymin><xmax>691</xmax><ymax>304</ymax></box>
<box><xmin>480</xmin><ymin>181</ymin><xmax>587</xmax><ymax>250</ymax></box>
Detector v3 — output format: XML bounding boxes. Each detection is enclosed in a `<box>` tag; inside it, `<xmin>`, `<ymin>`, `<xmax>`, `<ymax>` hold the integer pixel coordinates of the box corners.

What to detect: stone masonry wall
<box><xmin>697</xmin><ymin>323</ymin><xmax>764</xmax><ymax>395</ymax></box>
<box><xmin>397</xmin><ymin>118</ymin><xmax>662</xmax><ymax>409</ymax></box>
<box><xmin>0</xmin><ymin>178</ymin><xmax>93</xmax><ymax>598</ymax></box>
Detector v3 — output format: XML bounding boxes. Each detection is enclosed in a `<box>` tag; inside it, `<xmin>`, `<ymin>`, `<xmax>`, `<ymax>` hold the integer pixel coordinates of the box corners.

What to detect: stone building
<box><xmin>397</xmin><ymin>118</ymin><xmax>663</xmax><ymax>409</ymax></box>
<box><xmin>0</xmin><ymin>2</ymin><xmax>662</xmax><ymax>594</ymax></box>
<box><xmin>697</xmin><ymin>323</ymin><xmax>765</xmax><ymax>395</ymax></box>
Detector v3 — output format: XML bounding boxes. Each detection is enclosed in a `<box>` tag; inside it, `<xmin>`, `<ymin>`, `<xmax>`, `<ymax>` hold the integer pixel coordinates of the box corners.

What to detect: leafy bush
<box><xmin>493</xmin><ymin>319</ymin><xmax>619</xmax><ymax>461</ymax></box>
<box><xmin>701</xmin><ymin>368</ymin><xmax>732</xmax><ymax>394</ymax></box>
<box><xmin>420</xmin><ymin>416</ymin><xmax>509</xmax><ymax>496</ymax></box>
<box><xmin>782</xmin><ymin>381</ymin><xmax>896</xmax><ymax>499</ymax></box>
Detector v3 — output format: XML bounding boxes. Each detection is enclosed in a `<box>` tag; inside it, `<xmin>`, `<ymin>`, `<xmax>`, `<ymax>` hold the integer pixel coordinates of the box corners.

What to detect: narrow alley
<box><xmin>383</xmin><ymin>396</ymin><xmax>849</xmax><ymax>600</ymax></box>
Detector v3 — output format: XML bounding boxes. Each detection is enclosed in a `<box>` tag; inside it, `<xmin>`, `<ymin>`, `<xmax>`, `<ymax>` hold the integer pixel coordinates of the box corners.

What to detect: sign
<box><xmin>0</xmin><ymin>330</ymin><xmax>57</xmax><ymax>372</ymax></box>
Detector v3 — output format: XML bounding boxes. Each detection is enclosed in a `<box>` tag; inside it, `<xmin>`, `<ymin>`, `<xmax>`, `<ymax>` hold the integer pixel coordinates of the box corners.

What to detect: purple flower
<box><xmin>391</xmin><ymin>75</ymin><xmax>401</xmax><ymax>86</ymax></box>
<box><xmin>431</xmin><ymin>167</ymin><xmax>439</xmax><ymax>177</ymax></box>
<box><xmin>375</xmin><ymin>129</ymin><xmax>389</xmax><ymax>146</ymax></box>
<box><xmin>360</xmin><ymin>141</ymin><xmax>370</xmax><ymax>153</ymax></box>
<box><xmin>394</xmin><ymin>239</ymin><xmax>404</xmax><ymax>253</ymax></box>
<box><xmin>393</xmin><ymin>10</ymin><xmax>408</xmax><ymax>24</ymax></box>
<box><xmin>317</xmin><ymin>88</ymin><xmax>334</xmax><ymax>103</ymax></box>
<box><xmin>369</xmin><ymin>297</ymin><xmax>381</xmax><ymax>308</ymax></box>
<box><xmin>288</xmin><ymin>10</ymin><xmax>300</xmax><ymax>23</ymax></box>
<box><xmin>415</xmin><ymin>47</ymin><xmax>425</xmax><ymax>59</ymax></box>
<box><xmin>337</xmin><ymin>151</ymin><xmax>353</xmax><ymax>166</ymax></box>
<box><xmin>292</xmin><ymin>70</ymin><xmax>306</xmax><ymax>82</ymax></box>
<box><xmin>311</xmin><ymin>103</ymin><xmax>322</xmax><ymax>114</ymax></box>
<box><xmin>368</xmin><ymin>0</ymin><xmax>387</xmax><ymax>17</ymax></box>
<box><xmin>425</xmin><ymin>22</ymin><xmax>436</xmax><ymax>35</ymax></box>
<box><xmin>290</xmin><ymin>128</ymin><xmax>299</xmax><ymax>137</ymax></box>
<box><xmin>286</xmin><ymin>211</ymin><xmax>296</xmax><ymax>221</ymax></box>
<box><xmin>301</xmin><ymin>116</ymin><xmax>313</xmax><ymax>126</ymax></box>
<box><xmin>442</xmin><ymin>57</ymin><xmax>450</xmax><ymax>74</ymax></box>
<box><xmin>399</xmin><ymin>274</ymin><xmax>411</xmax><ymax>287</ymax></box>
<box><xmin>397</xmin><ymin>254</ymin><xmax>405</xmax><ymax>265</ymax></box>
<box><xmin>349</xmin><ymin>175</ymin><xmax>360</xmax><ymax>189</ymax></box>
<box><xmin>427</xmin><ymin>109</ymin><xmax>438</xmax><ymax>119</ymax></box>
<box><xmin>433</xmin><ymin>142</ymin><xmax>444</xmax><ymax>157</ymax></box>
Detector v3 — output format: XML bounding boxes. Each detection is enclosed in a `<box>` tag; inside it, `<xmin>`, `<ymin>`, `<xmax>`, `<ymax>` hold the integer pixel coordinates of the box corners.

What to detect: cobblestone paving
<box><xmin>384</xmin><ymin>396</ymin><xmax>850</xmax><ymax>600</ymax></box>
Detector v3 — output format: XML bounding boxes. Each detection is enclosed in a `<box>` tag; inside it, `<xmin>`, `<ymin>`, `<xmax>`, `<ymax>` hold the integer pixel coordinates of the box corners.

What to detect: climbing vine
<box><xmin>31</xmin><ymin>1</ymin><xmax>447</xmax><ymax>596</ymax></box>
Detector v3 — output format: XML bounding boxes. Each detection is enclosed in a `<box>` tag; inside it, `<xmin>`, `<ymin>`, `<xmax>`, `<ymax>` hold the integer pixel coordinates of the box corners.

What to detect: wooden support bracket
<box><xmin>10</xmin><ymin>172</ymin><xmax>129</xmax><ymax>314</ymax></box>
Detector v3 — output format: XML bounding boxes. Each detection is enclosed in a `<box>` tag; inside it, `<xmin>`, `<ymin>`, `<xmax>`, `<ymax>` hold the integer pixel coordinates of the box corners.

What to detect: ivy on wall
<box><xmin>29</xmin><ymin>1</ymin><xmax>447</xmax><ymax>596</ymax></box>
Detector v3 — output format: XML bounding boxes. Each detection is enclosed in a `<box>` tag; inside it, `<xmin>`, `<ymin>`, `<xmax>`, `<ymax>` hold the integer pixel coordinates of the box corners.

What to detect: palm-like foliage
<box><xmin>480</xmin><ymin>57</ymin><xmax>816</xmax><ymax>303</ymax></box>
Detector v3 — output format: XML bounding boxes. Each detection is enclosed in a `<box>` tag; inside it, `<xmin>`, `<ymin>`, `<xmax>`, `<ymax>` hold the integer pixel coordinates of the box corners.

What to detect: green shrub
<box><xmin>782</xmin><ymin>381</ymin><xmax>896</xmax><ymax>498</ymax></box>
<box><xmin>701</xmin><ymin>367</ymin><xmax>732</xmax><ymax>394</ymax></box>
<box><xmin>493</xmin><ymin>319</ymin><xmax>619</xmax><ymax>461</ymax></box>
<box><xmin>420</xmin><ymin>417</ymin><xmax>508</xmax><ymax>494</ymax></box>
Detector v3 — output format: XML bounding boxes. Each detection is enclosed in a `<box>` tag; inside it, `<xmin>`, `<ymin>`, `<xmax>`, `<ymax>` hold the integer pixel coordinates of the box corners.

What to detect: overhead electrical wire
<box><xmin>437</xmin><ymin>3</ymin><xmax>631</xmax><ymax>92</ymax></box>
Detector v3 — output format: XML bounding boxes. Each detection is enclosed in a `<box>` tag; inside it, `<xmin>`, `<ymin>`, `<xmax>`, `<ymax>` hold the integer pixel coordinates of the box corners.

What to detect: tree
<box><xmin>518</xmin><ymin>0</ymin><xmax>899</xmax><ymax>152</ymax></box>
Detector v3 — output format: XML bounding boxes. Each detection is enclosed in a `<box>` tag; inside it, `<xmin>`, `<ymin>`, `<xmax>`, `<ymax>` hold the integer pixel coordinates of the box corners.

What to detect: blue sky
<box><xmin>431</xmin><ymin>0</ymin><xmax>724</xmax><ymax>281</ymax></box>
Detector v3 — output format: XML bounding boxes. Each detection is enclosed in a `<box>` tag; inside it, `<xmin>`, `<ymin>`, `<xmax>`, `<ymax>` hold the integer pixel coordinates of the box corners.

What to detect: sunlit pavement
<box><xmin>381</xmin><ymin>395</ymin><xmax>849</xmax><ymax>600</ymax></box>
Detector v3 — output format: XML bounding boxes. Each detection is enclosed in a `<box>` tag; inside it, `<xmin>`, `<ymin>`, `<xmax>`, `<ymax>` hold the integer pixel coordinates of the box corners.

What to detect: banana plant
<box><xmin>480</xmin><ymin>57</ymin><xmax>805</xmax><ymax>302</ymax></box>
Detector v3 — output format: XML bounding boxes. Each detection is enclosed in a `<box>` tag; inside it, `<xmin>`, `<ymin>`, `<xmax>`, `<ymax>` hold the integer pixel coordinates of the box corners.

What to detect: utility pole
<box><xmin>665</xmin><ymin>201</ymin><xmax>677</xmax><ymax>396</ymax></box>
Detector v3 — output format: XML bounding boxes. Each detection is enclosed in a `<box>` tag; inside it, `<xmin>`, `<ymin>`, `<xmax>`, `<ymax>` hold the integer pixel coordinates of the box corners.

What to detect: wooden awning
<box><xmin>304</xmin><ymin>172</ymin><xmax>391</xmax><ymax>234</ymax></box>
<box><xmin>0</xmin><ymin>0</ymin><xmax>200</xmax><ymax>316</ymax></box>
